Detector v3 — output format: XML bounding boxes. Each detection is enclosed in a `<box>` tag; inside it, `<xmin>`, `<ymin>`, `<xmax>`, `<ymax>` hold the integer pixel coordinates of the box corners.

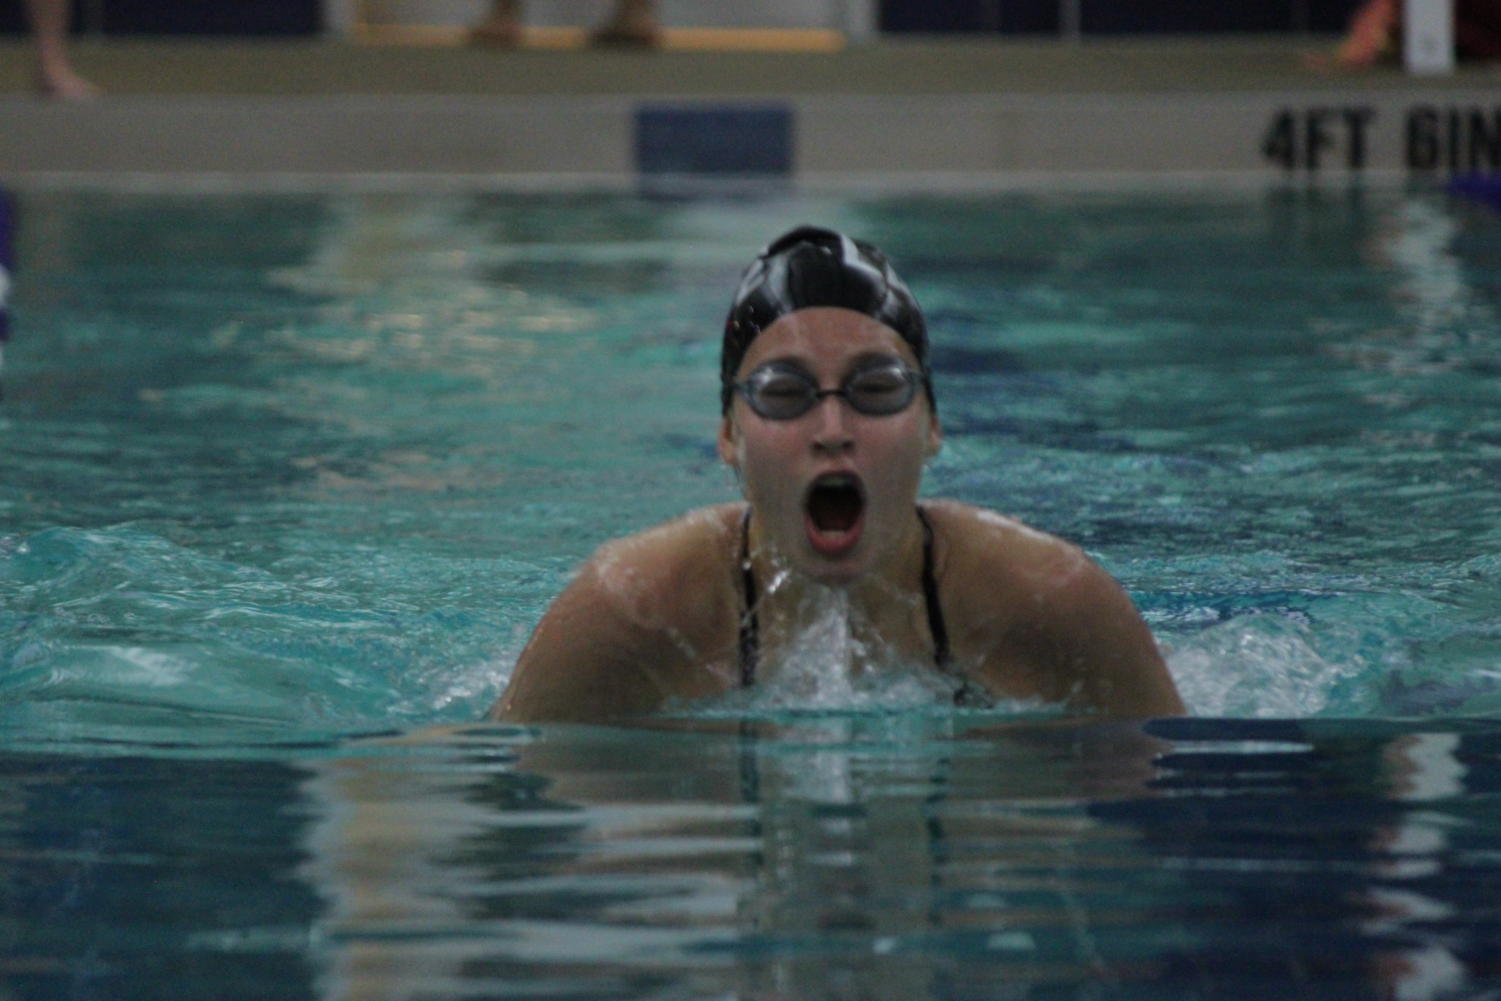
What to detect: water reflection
<box><xmin>0</xmin><ymin>751</ymin><xmax>323</xmax><ymax>1001</ymax></box>
<box><xmin>293</xmin><ymin>717</ymin><xmax>1500</xmax><ymax>1000</ymax></box>
<box><xmin>1130</xmin><ymin>719</ymin><xmax>1495</xmax><ymax>1001</ymax></box>
<box><xmin>0</xmin><ymin>719</ymin><xmax>1496</xmax><ymax>1000</ymax></box>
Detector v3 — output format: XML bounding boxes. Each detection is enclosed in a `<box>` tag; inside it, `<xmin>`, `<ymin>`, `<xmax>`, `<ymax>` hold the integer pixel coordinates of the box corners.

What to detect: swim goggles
<box><xmin>731</xmin><ymin>360</ymin><xmax>923</xmax><ymax>420</ymax></box>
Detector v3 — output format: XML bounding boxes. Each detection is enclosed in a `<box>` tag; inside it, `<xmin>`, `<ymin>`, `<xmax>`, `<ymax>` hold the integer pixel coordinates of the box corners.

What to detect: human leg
<box><xmin>24</xmin><ymin>0</ymin><xmax>99</xmax><ymax>99</ymax></box>
<box><xmin>1331</xmin><ymin>0</ymin><xmax>1400</xmax><ymax>67</ymax></box>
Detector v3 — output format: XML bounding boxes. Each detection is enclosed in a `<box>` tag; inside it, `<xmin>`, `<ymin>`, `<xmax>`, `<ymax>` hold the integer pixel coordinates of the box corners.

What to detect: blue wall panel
<box><xmin>635</xmin><ymin>105</ymin><xmax>793</xmax><ymax>177</ymax></box>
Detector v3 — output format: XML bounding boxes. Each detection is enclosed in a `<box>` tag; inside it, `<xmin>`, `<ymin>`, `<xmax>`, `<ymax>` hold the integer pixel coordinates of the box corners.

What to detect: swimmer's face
<box><xmin>718</xmin><ymin>306</ymin><xmax>942</xmax><ymax>585</ymax></box>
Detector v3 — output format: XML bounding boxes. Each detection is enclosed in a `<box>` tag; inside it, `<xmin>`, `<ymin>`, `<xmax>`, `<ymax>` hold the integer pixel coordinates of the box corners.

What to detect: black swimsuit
<box><xmin>737</xmin><ymin>507</ymin><xmax>981</xmax><ymax>704</ymax></box>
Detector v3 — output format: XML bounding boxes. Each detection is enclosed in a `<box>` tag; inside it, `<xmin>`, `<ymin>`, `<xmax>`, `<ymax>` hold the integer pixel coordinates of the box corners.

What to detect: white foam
<box><xmin>1166</xmin><ymin>615</ymin><xmax>1366</xmax><ymax>718</ymax></box>
<box><xmin>728</xmin><ymin>585</ymin><xmax>971</xmax><ymax>713</ymax></box>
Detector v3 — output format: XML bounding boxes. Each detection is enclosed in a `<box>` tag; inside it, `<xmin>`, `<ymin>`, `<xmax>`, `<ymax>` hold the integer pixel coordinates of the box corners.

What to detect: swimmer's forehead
<box><xmin>735</xmin><ymin>307</ymin><xmax>920</xmax><ymax>375</ymax></box>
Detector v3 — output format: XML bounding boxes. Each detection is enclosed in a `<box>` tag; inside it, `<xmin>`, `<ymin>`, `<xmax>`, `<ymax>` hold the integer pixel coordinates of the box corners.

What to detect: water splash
<box><xmin>714</xmin><ymin>584</ymin><xmax>973</xmax><ymax>715</ymax></box>
<box><xmin>1168</xmin><ymin>614</ymin><xmax>1366</xmax><ymax>718</ymax></box>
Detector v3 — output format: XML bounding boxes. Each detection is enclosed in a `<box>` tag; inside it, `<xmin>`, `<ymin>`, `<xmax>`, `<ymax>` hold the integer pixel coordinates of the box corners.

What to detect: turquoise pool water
<box><xmin>2</xmin><ymin>186</ymin><xmax>1500</xmax><ymax>999</ymax></box>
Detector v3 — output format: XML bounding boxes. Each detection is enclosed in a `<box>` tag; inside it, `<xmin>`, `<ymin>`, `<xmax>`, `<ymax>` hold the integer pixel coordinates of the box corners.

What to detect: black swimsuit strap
<box><xmin>738</xmin><ymin>508</ymin><xmax>759</xmax><ymax>687</ymax></box>
<box><xmin>916</xmin><ymin>509</ymin><xmax>983</xmax><ymax>705</ymax></box>
<box><xmin>915</xmin><ymin>506</ymin><xmax>952</xmax><ymax>671</ymax></box>
<box><xmin>738</xmin><ymin>506</ymin><xmax>956</xmax><ymax>688</ymax></box>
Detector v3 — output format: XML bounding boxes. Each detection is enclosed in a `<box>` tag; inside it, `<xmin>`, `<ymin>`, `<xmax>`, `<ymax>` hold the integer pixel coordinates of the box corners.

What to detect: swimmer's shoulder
<box><xmin>495</xmin><ymin>504</ymin><xmax>745</xmax><ymax>721</ymax></box>
<box><xmin>923</xmin><ymin>499</ymin><xmax>1181</xmax><ymax>716</ymax></box>
<box><xmin>573</xmin><ymin>503</ymin><xmax>744</xmax><ymax>645</ymax></box>
<box><xmin>921</xmin><ymin>499</ymin><xmax>1092</xmax><ymax>596</ymax></box>
<box><xmin>920</xmin><ymin>499</ymin><xmax>1106</xmax><ymax>654</ymax></box>
<box><xmin>584</xmin><ymin>503</ymin><xmax>743</xmax><ymax>596</ymax></box>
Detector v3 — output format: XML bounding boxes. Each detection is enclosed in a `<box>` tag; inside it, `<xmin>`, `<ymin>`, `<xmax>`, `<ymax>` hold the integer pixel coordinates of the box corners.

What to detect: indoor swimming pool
<box><xmin>1</xmin><ymin>184</ymin><xmax>1499</xmax><ymax>999</ymax></box>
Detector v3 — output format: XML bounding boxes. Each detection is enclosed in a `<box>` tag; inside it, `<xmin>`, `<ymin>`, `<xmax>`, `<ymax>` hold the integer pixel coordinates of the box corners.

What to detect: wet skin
<box><xmin>492</xmin><ymin>307</ymin><xmax>1185</xmax><ymax>723</ymax></box>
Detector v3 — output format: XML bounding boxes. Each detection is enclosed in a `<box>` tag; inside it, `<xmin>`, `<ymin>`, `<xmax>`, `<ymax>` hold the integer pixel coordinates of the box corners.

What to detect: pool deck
<box><xmin>2</xmin><ymin>36</ymin><xmax>1500</xmax><ymax>188</ymax></box>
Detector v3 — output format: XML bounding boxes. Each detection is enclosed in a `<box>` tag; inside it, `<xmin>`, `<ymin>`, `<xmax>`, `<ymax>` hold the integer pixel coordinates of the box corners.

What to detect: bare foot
<box><xmin>590</xmin><ymin>2</ymin><xmax>660</xmax><ymax>47</ymax></box>
<box><xmin>470</xmin><ymin>0</ymin><xmax>523</xmax><ymax>47</ymax></box>
<box><xmin>469</xmin><ymin>15</ymin><xmax>523</xmax><ymax>47</ymax></box>
<box><xmin>36</xmin><ymin>63</ymin><xmax>100</xmax><ymax>100</ymax></box>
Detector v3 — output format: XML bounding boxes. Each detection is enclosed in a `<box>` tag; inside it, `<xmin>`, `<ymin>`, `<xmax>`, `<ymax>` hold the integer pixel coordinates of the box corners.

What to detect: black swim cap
<box><xmin>721</xmin><ymin>226</ymin><xmax>931</xmax><ymax>413</ymax></box>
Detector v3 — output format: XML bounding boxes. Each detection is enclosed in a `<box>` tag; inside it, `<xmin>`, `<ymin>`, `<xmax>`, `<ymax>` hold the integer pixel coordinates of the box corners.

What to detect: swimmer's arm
<box><xmin>488</xmin><ymin>561</ymin><xmax>675</xmax><ymax>724</ymax></box>
<box><xmin>1041</xmin><ymin>562</ymin><xmax>1184</xmax><ymax>718</ymax></box>
<box><xmin>968</xmin><ymin>557</ymin><xmax>1184</xmax><ymax>719</ymax></box>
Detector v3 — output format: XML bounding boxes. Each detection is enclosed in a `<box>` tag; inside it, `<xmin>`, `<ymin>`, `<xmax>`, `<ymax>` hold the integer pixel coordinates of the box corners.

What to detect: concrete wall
<box><xmin>6</xmin><ymin>90</ymin><xmax>1499</xmax><ymax>186</ymax></box>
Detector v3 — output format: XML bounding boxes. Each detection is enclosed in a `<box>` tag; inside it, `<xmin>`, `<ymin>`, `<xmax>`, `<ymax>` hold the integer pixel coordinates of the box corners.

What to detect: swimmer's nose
<box><xmin>810</xmin><ymin>394</ymin><xmax>854</xmax><ymax>453</ymax></box>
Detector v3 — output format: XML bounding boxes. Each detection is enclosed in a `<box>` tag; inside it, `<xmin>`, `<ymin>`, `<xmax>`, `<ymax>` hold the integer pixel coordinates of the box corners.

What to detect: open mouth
<box><xmin>804</xmin><ymin>474</ymin><xmax>866</xmax><ymax>555</ymax></box>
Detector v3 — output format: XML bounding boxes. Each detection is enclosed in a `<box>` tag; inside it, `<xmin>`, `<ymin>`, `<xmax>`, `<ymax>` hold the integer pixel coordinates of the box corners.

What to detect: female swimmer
<box><xmin>489</xmin><ymin>226</ymin><xmax>1184</xmax><ymax>722</ymax></box>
